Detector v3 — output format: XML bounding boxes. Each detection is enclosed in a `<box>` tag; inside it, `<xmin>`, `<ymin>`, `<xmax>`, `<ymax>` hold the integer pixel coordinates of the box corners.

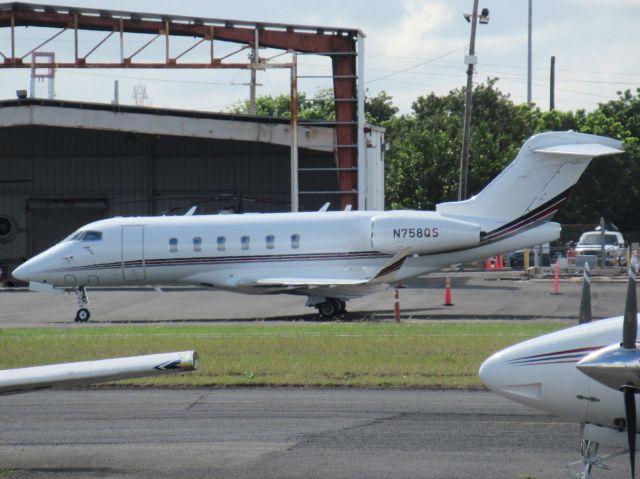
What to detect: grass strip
<box><xmin>0</xmin><ymin>321</ymin><xmax>566</xmax><ymax>388</ymax></box>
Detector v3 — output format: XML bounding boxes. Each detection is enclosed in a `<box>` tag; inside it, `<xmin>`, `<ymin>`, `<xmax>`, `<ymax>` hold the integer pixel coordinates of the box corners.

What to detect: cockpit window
<box><xmin>64</xmin><ymin>230</ymin><xmax>103</xmax><ymax>242</ymax></box>
<box><xmin>64</xmin><ymin>231</ymin><xmax>82</xmax><ymax>242</ymax></box>
<box><xmin>81</xmin><ymin>231</ymin><xmax>103</xmax><ymax>241</ymax></box>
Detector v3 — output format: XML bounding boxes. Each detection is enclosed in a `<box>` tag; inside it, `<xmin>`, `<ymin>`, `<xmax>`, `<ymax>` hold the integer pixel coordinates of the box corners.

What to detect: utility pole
<box><xmin>549</xmin><ymin>56</ymin><xmax>555</xmax><ymax>110</ymax></box>
<box><xmin>249</xmin><ymin>30</ymin><xmax>259</xmax><ymax>115</ymax></box>
<box><xmin>290</xmin><ymin>52</ymin><xmax>298</xmax><ymax>213</ymax></box>
<box><xmin>527</xmin><ymin>0</ymin><xmax>533</xmax><ymax>105</ymax></box>
<box><xmin>458</xmin><ymin>1</ymin><xmax>489</xmax><ymax>201</ymax></box>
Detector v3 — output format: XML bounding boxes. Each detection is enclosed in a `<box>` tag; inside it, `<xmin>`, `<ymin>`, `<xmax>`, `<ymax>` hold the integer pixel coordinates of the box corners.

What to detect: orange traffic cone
<box><xmin>444</xmin><ymin>275</ymin><xmax>453</xmax><ymax>306</ymax></box>
<box><xmin>485</xmin><ymin>258</ymin><xmax>492</xmax><ymax>270</ymax></box>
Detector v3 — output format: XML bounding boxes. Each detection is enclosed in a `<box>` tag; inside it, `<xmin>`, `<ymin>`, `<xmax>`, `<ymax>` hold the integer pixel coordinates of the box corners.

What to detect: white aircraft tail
<box><xmin>436</xmin><ymin>131</ymin><xmax>623</xmax><ymax>239</ymax></box>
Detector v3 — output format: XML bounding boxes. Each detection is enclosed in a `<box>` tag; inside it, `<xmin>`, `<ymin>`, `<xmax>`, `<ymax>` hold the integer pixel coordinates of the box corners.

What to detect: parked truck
<box><xmin>574</xmin><ymin>227</ymin><xmax>626</xmax><ymax>266</ymax></box>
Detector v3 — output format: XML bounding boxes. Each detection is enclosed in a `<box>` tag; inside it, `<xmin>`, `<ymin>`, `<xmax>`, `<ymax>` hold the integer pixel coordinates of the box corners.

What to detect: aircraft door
<box><xmin>121</xmin><ymin>225</ymin><xmax>146</xmax><ymax>281</ymax></box>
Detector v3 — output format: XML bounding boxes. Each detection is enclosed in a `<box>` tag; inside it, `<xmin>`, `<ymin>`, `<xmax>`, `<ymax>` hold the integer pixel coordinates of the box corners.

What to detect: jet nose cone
<box><xmin>11</xmin><ymin>262</ymin><xmax>31</xmax><ymax>282</ymax></box>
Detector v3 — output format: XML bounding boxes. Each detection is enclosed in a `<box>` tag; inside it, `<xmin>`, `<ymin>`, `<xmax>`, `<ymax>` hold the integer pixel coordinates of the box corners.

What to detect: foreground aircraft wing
<box><xmin>254</xmin><ymin>247</ymin><xmax>413</xmax><ymax>288</ymax></box>
<box><xmin>0</xmin><ymin>351</ymin><xmax>197</xmax><ymax>396</ymax></box>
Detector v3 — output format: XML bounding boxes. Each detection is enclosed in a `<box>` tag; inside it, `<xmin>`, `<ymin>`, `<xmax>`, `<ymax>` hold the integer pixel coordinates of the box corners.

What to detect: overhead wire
<box><xmin>365</xmin><ymin>45</ymin><xmax>467</xmax><ymax>85</ymax></box>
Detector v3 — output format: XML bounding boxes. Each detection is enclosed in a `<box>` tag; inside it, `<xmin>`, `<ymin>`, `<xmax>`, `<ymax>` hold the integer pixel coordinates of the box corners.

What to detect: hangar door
<box><xmin>28</xmin><ymin>199</ymin><xmax>107</xmax><ymax>256</ymax></box>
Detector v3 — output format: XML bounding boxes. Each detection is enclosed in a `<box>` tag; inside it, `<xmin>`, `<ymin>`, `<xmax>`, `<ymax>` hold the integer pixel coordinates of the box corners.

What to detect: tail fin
<box><xmin>436</xmin><ymin>132</ymin><xmax>623</xmax><ymax>230</ymax></box>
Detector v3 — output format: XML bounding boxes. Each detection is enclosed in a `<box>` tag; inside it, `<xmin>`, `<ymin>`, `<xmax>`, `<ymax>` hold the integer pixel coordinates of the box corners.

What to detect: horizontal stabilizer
<box><xmin>534</xmin><ymin>143</ymin><xmax>623</xmax><ymax>157</ymax></box>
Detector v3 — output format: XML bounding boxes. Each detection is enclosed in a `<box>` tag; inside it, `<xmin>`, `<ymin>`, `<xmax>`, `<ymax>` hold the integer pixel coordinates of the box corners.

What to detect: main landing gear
<box><xmin>74</xmin><ymin>286</ymin><xmax>91</xmax><ymax>322</ymax></box>
<box><xmin>315</xmin><ymin>299</ymin><xmax>346</xmax><ymax>319</ymax></box>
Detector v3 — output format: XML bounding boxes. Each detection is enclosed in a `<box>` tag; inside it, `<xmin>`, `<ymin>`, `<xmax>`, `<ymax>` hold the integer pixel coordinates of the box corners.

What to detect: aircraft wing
<box><xmin>254</xmin><ymin>247</ymin><xmax>412</xmax><ymax>288</ymax></box>
<box><xmin>0</xmin><ymin>351</ymin><xmax>197</xmax><ymax>396</ymax></box>
<box><xmin>255</xmin><ymin>277</ymin><xmax>370</xmax><ymax>287</ymax></box>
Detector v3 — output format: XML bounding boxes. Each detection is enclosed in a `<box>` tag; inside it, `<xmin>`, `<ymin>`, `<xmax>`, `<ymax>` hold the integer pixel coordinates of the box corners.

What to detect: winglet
<box><xmin>368</xmin><ymin>246</ymin><xmax>413</xmax><ymax>284</ymax></box>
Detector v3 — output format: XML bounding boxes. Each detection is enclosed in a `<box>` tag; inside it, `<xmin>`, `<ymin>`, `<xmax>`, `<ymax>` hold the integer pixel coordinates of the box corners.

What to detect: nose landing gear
<box><xmin>74</xmin><ymin>286</ymin><xmax>90</xmax><ymax>322</ymax></box>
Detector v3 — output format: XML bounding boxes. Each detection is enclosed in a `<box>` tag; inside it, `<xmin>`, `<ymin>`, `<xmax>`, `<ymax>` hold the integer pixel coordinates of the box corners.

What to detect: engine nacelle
<box><xmin>371</xmin><ymin>212</ymin><xmax>481</xmax><ymax>254</ymax></box>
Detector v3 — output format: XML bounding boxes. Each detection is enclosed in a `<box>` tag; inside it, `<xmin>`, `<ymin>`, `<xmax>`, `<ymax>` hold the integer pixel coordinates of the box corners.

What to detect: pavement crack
<box><xmin>287</xmin><ymin>412</ymin><xmax>406</xmax><ymax>451</ymax></box>
<box><xmin>185</xmin><ymin>392</ymin><xmax>206</xmax><ymax>411</ymax></box>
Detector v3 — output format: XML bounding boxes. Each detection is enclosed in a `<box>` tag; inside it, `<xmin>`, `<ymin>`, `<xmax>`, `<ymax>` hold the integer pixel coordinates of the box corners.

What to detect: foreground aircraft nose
<box><xmin>479</xmin><ymin>349</ymin><xmax>543</xmax><ymax>405</ymax></box>
<box><xmin>479</xmin><ymin>353</ymin><xmax>502</xmax><ymax>392</ymax></box>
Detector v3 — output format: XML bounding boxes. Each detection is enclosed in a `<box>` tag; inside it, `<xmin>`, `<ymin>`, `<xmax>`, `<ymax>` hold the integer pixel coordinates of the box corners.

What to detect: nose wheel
<box><xmin>75</xmin><ymin>308</ymin><xmax>91</xmax><ymax>322</ymax></box>
<box><xmin>74</xmin><ymin>286</ymin><xmax>91</xmax><ymax>322</ymax></box>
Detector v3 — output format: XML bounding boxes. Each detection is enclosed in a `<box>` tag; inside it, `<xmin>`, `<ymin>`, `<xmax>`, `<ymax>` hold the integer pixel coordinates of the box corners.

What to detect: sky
<box><xmin>3</xmin><ymin>0</ymin><xmax>640</xmax><ymax>115</ymax></box>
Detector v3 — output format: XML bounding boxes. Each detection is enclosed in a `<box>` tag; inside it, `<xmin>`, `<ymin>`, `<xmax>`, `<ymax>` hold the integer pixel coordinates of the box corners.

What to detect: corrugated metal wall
<box><xmin>0</xmin><ymin>125</ymin><xmax>337</xmax><ymax>270</ymax></box>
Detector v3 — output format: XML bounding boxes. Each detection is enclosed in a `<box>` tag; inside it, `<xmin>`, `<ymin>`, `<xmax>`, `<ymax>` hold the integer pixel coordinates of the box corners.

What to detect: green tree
<box><xmin>228</xmin><ymin>88</ymin><xmax>399</xmax><ymax>124</ymax></box>
<box><xmin>365</xmin><ymin>90</ymin><xmax>399</xmax><ymax>125</ymax></box>
<box><xmin>384</xmin><ymin>81</ymin><xmax>640</xmax><ymax>233</ymax></box>
<box><xmin>228</xmin><ymin>92</ymin><xmax>309</xmax><ymax>118</ymax></box>
<box><xmin>385</xmin><ymin>79</ymin><xmax>538</xmax><ymax>209</ymax></box>
<box><xmin>555</xmin><ymin>90</ymin><xmax>640</xmax><ymax>232</ymax></box>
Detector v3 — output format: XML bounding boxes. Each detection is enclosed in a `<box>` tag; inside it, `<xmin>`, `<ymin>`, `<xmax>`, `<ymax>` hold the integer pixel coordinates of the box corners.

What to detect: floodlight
<box><xmin>479</xmin><ymin>8</ymin><xmax>490</xmax><ymax>24</ymax></box>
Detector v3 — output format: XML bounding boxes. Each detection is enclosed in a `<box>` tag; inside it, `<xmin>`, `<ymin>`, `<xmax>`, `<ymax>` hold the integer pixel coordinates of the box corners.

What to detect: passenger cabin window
<box><xmin>193</xmin><ymin>237</ymin><xmax>202</xmax><ymax>252</ymax></box>
<box><xmin>291</xmin><ymin>234</ymin><xmax>300</xmax><ymax>249</ymax></box>
<box><xmin>217</xmin><ymin>236</ymin><xmax>226</xmax><ymax>251</ymax></box>
<box><xmin>169</xmin><ymin>238</ymin><xmax>178</xmax><ymax>253</ymax></box>
<box><xmin>241</xmin><ymin>236</ymin><xmax>250</xmax><ymax>250</ymax></box>
<box><xmin>266</xmin><ymin>234</ymin><xmax>275</xmax><ymax>250</ymax></box>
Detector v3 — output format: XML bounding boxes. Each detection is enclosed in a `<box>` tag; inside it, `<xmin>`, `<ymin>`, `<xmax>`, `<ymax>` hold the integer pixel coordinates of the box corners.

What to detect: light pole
<box><xmin>458</xmin><ymin>1</ymin><xmax>489</xmax><ymax>201</ymax></box>
<box><xmin>527</xmin><ymin>0</ymin><xmax>533</xmax><ymax>105</ymax></box>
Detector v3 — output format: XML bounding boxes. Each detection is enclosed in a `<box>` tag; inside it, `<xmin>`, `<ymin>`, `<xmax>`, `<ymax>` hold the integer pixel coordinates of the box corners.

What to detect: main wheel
<box><xmin>317</xmin><ymin>301</ymin><xmax>339</xmax><ymax>319</ymax></box>
<box><xmin>75</xmin><ymin>308</ymin><xmax>90</xmax><ymax>322</ymax></box>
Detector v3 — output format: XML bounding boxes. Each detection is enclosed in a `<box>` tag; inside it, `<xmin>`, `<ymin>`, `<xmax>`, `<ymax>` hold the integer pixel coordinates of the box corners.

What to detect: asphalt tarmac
<box><xmin>0</xmin><ymin>388</ymin><xmax>630</xmax><ymax>479</ymax></box>
<box><xmin>0</xmin><ymin>273</ymin><xmax>633</xmax><ymax>478</ymax></box>
<box><xmin>0</xmin><ymin>272</ymin><xmax>631</xmax><ymax>327</ymax></box>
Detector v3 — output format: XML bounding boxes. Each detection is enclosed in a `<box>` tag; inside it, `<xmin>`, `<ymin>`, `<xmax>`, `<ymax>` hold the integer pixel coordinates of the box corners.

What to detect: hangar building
<box><xmin>0</xmin><ymin>99</ymin><xmax>385</xmax><ymax>278</ymax></box>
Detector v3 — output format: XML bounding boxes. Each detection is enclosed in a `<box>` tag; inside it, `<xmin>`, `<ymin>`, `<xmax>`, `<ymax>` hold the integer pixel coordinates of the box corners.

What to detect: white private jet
<box><xmin>0</xmin><ymin>350</ymin><xmax>197</xmax><ymax>395</ymax></box>
<box><xmin>12</xmin><ymin>131</ymin><xmax>623</xmax><ymax>321</ymax></box>
<box><xmin>480</xmin><ymin>263</ymin><xmax>640</xmax><ymax>478</ymax></box>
